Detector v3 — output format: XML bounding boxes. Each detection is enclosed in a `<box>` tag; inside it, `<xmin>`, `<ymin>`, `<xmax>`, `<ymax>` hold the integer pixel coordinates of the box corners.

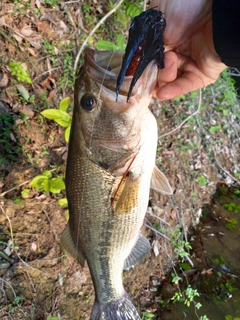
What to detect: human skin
<box><xmin>150</xmin><ymin>0</ymin><xmax>227</xmax><ymax>100</ymax></box>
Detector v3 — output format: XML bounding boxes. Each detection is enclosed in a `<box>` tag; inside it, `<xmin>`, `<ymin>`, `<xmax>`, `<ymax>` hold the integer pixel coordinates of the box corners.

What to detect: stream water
<box><xmin>161</xmin><ymin>185</ymin><xmax>240</xmax><ymax>320</ymax></box>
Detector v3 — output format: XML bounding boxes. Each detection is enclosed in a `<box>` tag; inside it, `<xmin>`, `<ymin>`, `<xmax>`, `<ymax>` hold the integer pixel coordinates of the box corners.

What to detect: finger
<box><xmin>158</xmin><ymin>51</ymin><xmax>178</xmax><ymax>82</ymax></box>
<box><xmin>152</xmin><ymin>51</ymin><xmax>178</xmax><ymax>97</ymax></box>
<box><xmin>154</xmin><ymin>71</ymin><xmax>206</xmax><ymax>100</ymax></box>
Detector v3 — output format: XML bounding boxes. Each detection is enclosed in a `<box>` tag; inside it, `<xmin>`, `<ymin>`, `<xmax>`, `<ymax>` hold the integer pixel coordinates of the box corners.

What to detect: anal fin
<box><xmin>61</xmin><ymin>223</ymin><xmax>85</xmax><ymax>267</ymax></box>
<box><xmin>123</xmin><ymin>233</ymin><xmax>151</xmax><ymax>271</ymax></box>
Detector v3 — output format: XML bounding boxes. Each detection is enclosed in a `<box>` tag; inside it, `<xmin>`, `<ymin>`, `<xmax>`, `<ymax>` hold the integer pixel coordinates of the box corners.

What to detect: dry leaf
<box><xmin>0</xmin><ymin>16</ymin><xmax>7</xmax><ymax>27</ymax></box>
<box><xmin>170</xmin><ymin>208</ymin><xmax>177</xmax><ymax>220</ymax></box>
<box><xmin>0</xmin><ymin>73</ymin><xmax>9</xmax><ymax>87</ymax></box>
<box><xmin>152</xmin><ymin>240</ymin><xmax>160</xmax><ymax>257</ymax></box>
<box><xmin>31</xmin><ymin>242</ymin><xmax>37</xmax><ymax>251</ymax></box>
<box><xmin>20</xmin><ymin>25</ymin><xmax>34</xmax><ymax>37</ymax></box>
<box><xmin>27</xmin><ymin>47</ymin><xmax>37</xmax><ymax>56</ymax></box>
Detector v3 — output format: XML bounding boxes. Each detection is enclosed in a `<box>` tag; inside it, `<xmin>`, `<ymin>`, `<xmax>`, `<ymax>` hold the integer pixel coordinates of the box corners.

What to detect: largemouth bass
<box><xmin>61</xmin><ymin>48</ymin><xmax>172</xmax><ymax>319</ymax></box>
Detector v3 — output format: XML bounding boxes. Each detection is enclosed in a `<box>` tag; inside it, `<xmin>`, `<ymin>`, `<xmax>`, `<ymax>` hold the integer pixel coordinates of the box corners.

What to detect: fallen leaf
<box><xmin>170</xmin><ymin>208</ymin><xmax>177</xmax><ymax>220</ymax></box>
<box><xmin>0</xmin><ymin>73</ymin><xmax>9</xmax><ymax>87</ymax></box>
<box><xmin>152</xmin><ymin>239</ymin><xmax>160</xmax><ymax>257</ymax></box>
<box><xmin>26</xmin><ymin>47</ymin><xmax>37</xmax><ymax>56</ymax></box>
<box><xmin>31</xmin><ymin>242</ymin><xmax>37</xmax><ymax>251</ymax></box>
<box><xmin>20</xmin><ymin>25</ymin><xmax>34</xmax><ymax>37</ymax></box>
<box><xmin>17</xmin><ymin>85</ymin><xmax>30</xmax><ymax>101</ymax></box>
<box><xmin>0</xmin><ymin>16</ymin><xmax>7</xmax><ymax>27</ymax></box>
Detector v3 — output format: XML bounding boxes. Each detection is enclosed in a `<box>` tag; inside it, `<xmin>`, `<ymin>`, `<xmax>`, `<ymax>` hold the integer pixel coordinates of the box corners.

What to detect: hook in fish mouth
<box><xmin>116</xmin><ymin>7</ymin><xmax>166</xmax><ymax>102</ymax></box>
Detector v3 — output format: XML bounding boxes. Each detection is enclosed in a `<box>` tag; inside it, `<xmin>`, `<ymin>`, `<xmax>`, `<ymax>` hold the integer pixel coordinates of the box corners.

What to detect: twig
<box><xmin>0</xmin><ymin>278</ymin><xmax>17</xmax><ymax>303</ymax></box>
<box><xmin>32</xmin><ymin>67</ymin><xmax>62</xmax><ymax>83</ymax></box>
<box><xmin>143</xmin><ymin>0</ymin><xmax>147</xmax><ymax>11</ymax></box>
<box><xmin>159</xmin><ymin>89</ymin><xmax>202</xmax><ymax>139</ymax></box>
<box><xmin>74</xmin><ymin>0</ymin><xmax>125</xmax><ymax>72</ymax></box>
<box><xmin>146</xmin><ymin>211</ymin><xmax>171</xmax><ymax>226</ymax></box>
<box><xmin>0</xmin><ymin>180</ymin><xmax>30</xmax><ymax>197</ymax></box>
<box><xmin>144</xmin><ymin>218</ymin><xmax>170</xmax><ymax>241</ymax></box>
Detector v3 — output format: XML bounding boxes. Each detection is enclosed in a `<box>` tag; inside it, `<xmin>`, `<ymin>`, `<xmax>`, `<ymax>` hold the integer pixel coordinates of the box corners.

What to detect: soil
<box><xmin>0</xmin><ymin>1</ymin><xmax>239</xmax><ymax>319</ymax></box>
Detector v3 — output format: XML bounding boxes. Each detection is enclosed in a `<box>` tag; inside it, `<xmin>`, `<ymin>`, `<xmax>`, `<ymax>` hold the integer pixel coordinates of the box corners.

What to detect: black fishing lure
<box><xmin>116</xmin><ymin>8</ymin><xmax>166</xmax><ymax>102</ymax></box>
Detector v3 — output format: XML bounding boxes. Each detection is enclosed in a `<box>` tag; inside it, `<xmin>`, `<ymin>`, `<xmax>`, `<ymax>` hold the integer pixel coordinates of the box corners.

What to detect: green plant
<box><xmin>30</xmin><ymin>170</ymin><xmax>65</xmax><ymax>194</ymax></box>
<box><xmin>171</xmin><ymin>283</ymin><xmax>209</xmax><ymax>320</ymax></box>
<box><xmin>171</xmin><ymin>228</ymin><xmax>192</xmax><ymax>262</ymax></box>
<box><xmin>41</xmin><ymin>97</ymin><xmax>71</xmax><ymax>142</ymax></box>
<box><xmin>141</xmin><ymin>311</ymin><xmax>155</xmax><ymax>320</ymax></box>
<box><xmin>224</xmin><ymin>218</ymin><xmax>238</xmax><ymax>230</ymax></box>
<box><xmin>209</xmin><ymin>125</ymin><xmax>222</xmax><ymax>134</ymax></box>
<box><xmin>225</xmin><ymin>316</ymin><xmax>240</xmax><ymax>320</ymax></box>
<box><xmin>222</xmin><ymin>202</ymin><xmax>240</xmax><ymax>213</ymax></box>
<box><xmin>0</xmin><ymin>113</ymin><xmax>20</xmax><ymax>170</ymax></box>
<box><xmin>195</xmin><ymin>175</ymin><xmax>207</xmax><ymax>187</ymax></box>
<box><xmin>95</xmin><ymin>2</ymin><xmax>142</xmax><ymax>51</ymax></box>
<box><xmin>9</xmin><ymin>61</ymin><xmax>32</xmax><ymax>84</ymax></box>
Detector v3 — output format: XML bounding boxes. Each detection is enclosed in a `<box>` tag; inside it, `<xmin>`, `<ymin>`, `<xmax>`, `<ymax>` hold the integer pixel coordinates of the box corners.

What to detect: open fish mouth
<box><xmin>84</xmin><ymin>47</ymin><xmax>158</xmax><ymax>104</ymax></box>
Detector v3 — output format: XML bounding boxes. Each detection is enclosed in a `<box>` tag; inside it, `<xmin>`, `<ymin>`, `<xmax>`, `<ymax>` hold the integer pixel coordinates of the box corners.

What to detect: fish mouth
<box><xmin>84</xmin><ymin>48</ymin><xmax>157</xmax><ymax>103</ymax></box>
<box><xmin>84</xmin><ymin>48</ymin><xmax>132</xmax><ymax>99</ymax></box>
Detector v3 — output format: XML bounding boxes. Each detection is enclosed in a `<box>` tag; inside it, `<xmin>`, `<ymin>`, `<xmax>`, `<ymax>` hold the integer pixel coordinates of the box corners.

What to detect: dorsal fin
<box><xmin>151</xmin><ymin>165</ymin><xmax>173</xmax><ymax>195</ymax></box>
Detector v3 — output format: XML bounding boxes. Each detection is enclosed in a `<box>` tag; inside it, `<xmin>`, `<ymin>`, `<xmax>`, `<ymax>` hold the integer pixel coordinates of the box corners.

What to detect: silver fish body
<box><xmin>61</xmin><ymin>48</ymin><xmax>172</xmax><ymax>320</ymax></box>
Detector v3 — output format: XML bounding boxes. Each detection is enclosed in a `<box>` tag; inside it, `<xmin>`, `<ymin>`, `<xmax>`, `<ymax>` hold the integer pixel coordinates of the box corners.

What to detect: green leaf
<box><xmin>49</xmin><ymin>178</ymin><xmax>65</xmax><ymax>193</ymax></box>
<box><xmin>0</xmin><ymin>251</ymin><xmax>9</xmax><ymax>261</ymax></box>
<box><xmin>47</xmin><ymin>317</ymin><xmax>59</xmax><ymax>320</ymax></box>
<box><xmin>116</xmin><ymin>34</ymin><xmax>126</xmax><ymax>50</ymax></box>
<box><xmin>58</xmin><ymin>198</ymin><xmax>68</xmax><ymax>207</ymax></box>
<box><xmin>41</xmin><ymin>109</ymin><xmax>63</xmax><ymax>120</ymax></box>
<box><xmin>64</xmin><ymin>126</ymin><xmax>71</xmax><ymax>142</ymax></box>
<box><xmin>21</xmin><ymin>189</ymin><xmax>30</xmax><ymax>199</ymax></box>
<box><xmin>30</xmin><ymin>175</ymin><xmax>48</xmax><ymax>189</ymax></box>
<box><xmin>95</xmin><ymin>40</ymin><xmax>118</xmax><ymax>51</ymax></box>
<box><xmin>41</xmin><ymin>109</ymin><xmax>72</xmax><ymax>127</ymax></box>
<box><xmin>116</xmin><ymin>9</ymin><xmax>129</xmax><ymax>27</ymax></box>
<box><xmin>42</xmin><ymin>170</ymin><xmax>52</xmax><ymax>179</ymax></box>
<box><xmin>17</xmin><ymin>85</ymin><xmax>30</xmax><ymax>101</ymax></box>
<box><xmin>43</xmin><ymin>179</ymin><xmax>50</xmax><ymax>193</ymax></box>
<box><xmin>59</xmin><ymin>97</ymin><xmax>70</xmax><ymax>111</ymax></box>
<box><xmin>179</xmin><ymin>262</ymin><xmax>192</xmax><ymax>270</ymax></box>
<box><xmin>126</xmin><ymin>2</ymin><xmax>142</xmax><ymax>17</ymax></box>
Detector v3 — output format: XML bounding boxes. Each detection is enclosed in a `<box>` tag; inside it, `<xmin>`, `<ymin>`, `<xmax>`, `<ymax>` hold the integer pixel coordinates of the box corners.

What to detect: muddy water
<box><xmin>161</xmin><ymin>185</ymin><xmax>240</xmax><ymax>320</ymax></box>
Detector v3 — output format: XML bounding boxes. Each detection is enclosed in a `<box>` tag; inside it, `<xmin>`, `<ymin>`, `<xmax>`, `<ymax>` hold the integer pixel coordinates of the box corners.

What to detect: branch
<box><xmin>159</xmin><ymin>89</ymin><xmax>202</xmax><ymax>139</ymax></box>
<box><xmin>74</xmin><ymin>0</ymin><xmax>125</xmax><ymax>72</ymax></box>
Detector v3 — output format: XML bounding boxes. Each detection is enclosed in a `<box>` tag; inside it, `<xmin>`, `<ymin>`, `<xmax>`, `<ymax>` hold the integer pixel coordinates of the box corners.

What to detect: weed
<box><xmin>224</xmin><ymin>218</ymin><xmax>238</xmax><ymax>230</ymax></box>
<box><xmin>195</xmin><ymin>175</ymin><xmax>207</xmax><ymax>187</ymax></box>
<box><xmin>141</xmin><ymin>311</ymin><xmax>155</xmax><ymax>320</ymax></box>
<box><xmin>30</xmin><ymin>170</ymin><xmax>65</xmax><ymax>194</ymax></box>
<box><xmin>9</xmin><ymin>61</ymin><xmax>32</xmax><ymax>84</ymax></box>
<box><xmin>0</xmin><ymin>113</ymin><xmax>20</xmax><ymax>171</ymax></box>
<box><xmin>222</xmin><ymin>202</ymin><xmax>240</xmax><ymax>213</ymax></box>
<box><xmin>41</xmin><ymin>97</ymin><xmax>71</xmax><ymax>142</ymax></box>
<box><xmin>225</xmin><ymin>316</ymin><xmax>240</xmax><ymax>320</ymax></box>
<box><xmin>171</xmin><ymin>228</ymin><xmax>192</xmax><ymax>262</ymax></box>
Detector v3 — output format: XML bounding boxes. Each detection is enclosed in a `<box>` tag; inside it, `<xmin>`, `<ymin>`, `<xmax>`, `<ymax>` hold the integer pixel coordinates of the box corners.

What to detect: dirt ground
<box><xmin>0</xmin><ymin>1</ymin><xmax>240</xmax><ymax>319</ymax></box>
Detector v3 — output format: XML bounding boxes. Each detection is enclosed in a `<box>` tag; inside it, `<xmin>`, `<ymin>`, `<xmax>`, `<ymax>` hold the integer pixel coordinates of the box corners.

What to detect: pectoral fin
<box><xmin>123</xmin><ymin>233</ymin><xmax>151</xmax><ymax>271</ymax></box>
<box><xmin>151</xmin><ymin>165</ymin><xmax>173</xmax><ymax>195</ymax></box>
<box><xmin>61</xmin><ymin>223</ymin><xmax>85</xmax><ymax>267</ymax></box>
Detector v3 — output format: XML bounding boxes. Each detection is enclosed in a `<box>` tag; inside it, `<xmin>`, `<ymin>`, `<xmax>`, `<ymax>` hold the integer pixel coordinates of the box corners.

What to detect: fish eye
<box><xmin>80</xmin><ymin>94</ymin><xmax>96</xmax><ymax>112</ymax></box>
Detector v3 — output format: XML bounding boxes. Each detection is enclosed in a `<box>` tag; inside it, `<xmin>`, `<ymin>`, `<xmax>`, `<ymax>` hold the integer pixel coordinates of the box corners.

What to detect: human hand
<box><xmin>150</xmin><ymin>0</ymin><xmax>227</xmax><ymax>100</ymax></box>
